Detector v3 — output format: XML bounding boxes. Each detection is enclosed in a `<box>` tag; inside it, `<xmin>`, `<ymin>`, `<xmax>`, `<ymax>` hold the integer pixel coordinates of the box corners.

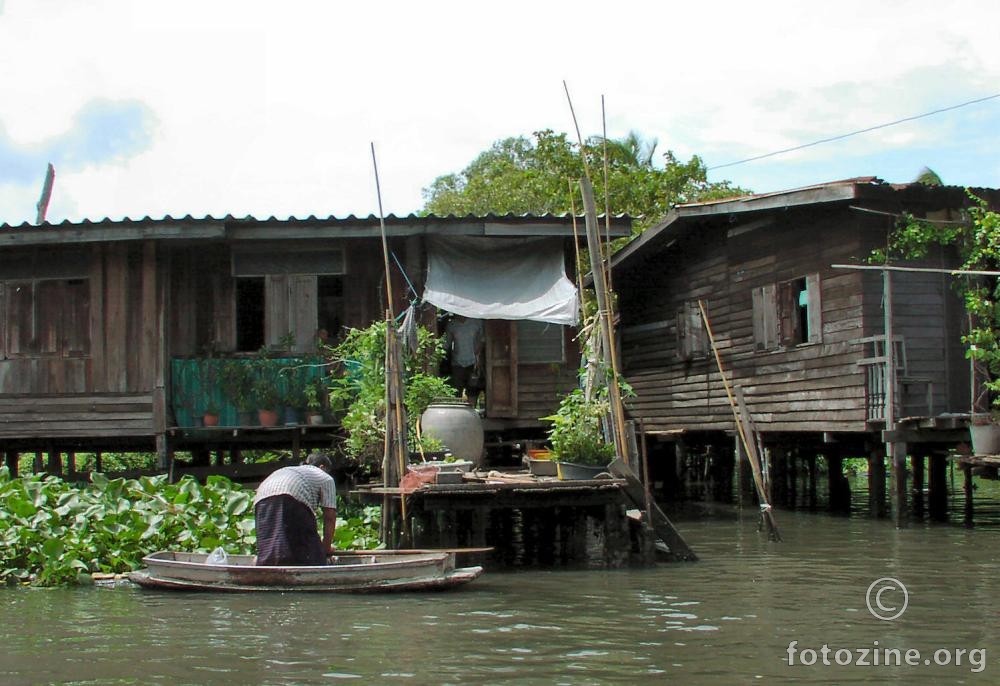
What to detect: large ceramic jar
<box><xmin>420</xmin><ymin>399</ymin><xmax>484</xmax><ymax>467</ymax></box>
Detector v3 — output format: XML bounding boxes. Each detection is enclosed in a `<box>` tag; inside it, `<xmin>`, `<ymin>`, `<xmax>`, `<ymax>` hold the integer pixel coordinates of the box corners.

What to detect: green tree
<box><xmin>422</xmin><ymin>129</ymin><xmax>748</xmax><ymax>233</ymax></box>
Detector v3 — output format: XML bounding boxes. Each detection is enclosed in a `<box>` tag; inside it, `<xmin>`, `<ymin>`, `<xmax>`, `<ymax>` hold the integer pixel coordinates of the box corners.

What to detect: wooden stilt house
<box><xmin>0</xmin><ymin>213</ymin><xmax>629</xmax><ymax>477</ymax></box>
<box><xmin>610</xmin><ymin>178</ymin><xmax>1000</xmax><ymax>508</ymax></box>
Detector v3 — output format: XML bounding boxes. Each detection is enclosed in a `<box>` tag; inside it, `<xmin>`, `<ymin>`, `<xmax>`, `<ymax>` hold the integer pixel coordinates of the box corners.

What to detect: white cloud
<box><xmin>0</xmin><ymin>0</ymin><xmax>998</xmax><ymax>225</ymax></box>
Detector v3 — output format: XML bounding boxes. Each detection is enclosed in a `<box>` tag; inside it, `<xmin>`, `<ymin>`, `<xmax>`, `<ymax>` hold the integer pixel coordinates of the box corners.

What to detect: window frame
<box><xmin>3</xmin><ymin>277</ymin><xmax>91</xmax><ymax>358</ymax></box>
<box><xmin>516</xmin><ymin>320</ymin><xmax>566</xmax><ymax>364</ymax></box>
<box><xmin>753</xmin><ymin>273</ymin><xmax>822</xmax><ymax>352</ymax></box>
<box><xmin>677</xmin><ymin>300</ymin><xmax>709</xmax><ymax>360</ymax></box>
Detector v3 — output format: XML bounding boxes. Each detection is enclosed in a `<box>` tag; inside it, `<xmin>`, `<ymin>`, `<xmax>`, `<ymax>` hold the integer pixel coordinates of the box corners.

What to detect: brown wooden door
<box><xmin>485</xmin><ymin>319</ymin><xmax>517</xmax><ymax>417</ymax></box>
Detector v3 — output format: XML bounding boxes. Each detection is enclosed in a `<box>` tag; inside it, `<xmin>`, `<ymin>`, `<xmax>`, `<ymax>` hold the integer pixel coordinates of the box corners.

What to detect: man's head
<box><xmin>305</xmin><ymin>451</ymin><xmax>333</xmax><ymax>473</ymax></box>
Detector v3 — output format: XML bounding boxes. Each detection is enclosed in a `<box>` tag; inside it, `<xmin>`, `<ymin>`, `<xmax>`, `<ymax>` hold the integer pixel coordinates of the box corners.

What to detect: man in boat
<box><xmin>253</xmin><ymin>451</ymin><xmax>337</xmax><ymax>566</ymax></box>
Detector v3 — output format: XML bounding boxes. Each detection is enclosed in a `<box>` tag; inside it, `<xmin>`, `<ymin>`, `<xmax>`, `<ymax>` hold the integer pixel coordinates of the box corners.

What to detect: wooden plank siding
<box><xmin>0</xmin><ymin>394</ymin><xmax>154</xmax><ymax>439</ymax></box>
<box><xmin>615</xmin><ymin>200</ymin><xmax>972</xmax><ymax>438</ymax></box>
<box><xmin>0</xmin><ymin>217</ymin><xmax>628</xmax><ymax>452</ymax></box>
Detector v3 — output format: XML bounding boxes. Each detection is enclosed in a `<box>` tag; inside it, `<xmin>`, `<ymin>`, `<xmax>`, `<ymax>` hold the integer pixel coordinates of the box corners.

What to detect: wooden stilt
<box><xmin>928</xmin><ymin>455</ymin><xmax>948</xmax><ymax>522</ymax></box>
<box><xmin>675</xmin><ymin>440</ymin><xmax>688</xmax><ymax>500</ymax></box>
<box><xmin>962</xmin><ymin>464</ymin><xmax>974</xmax><ymax>528</ymax></box>
<box><xmin>807</xmin><ymin>454</ymin><xmax>818</xmax><ymax>509</ymax></box>
<box><xmin>155</xmin><ymin>433</ymin><xmax>169</xmax><ymax>470</ymax></box>
<box><xmin>787</xmin><ymin>448</ymin><xmax>798</xmax><ymax>509</ymax></box>
<box><xmin>869</xmin><ymin>449</ymin><xmax>888</xmax><ymax>518</ymax></box>
<box><xmin>95</xmin><ymin>450</ymin><xmax>103</xmax><ymax>473</ymax></box>
<box><xmin>47</xmin><ymin>449</ymin><xmax>63</xmax><ymax>476</ymax></box>
<box><xmin>4</xmin><ymin>450</ymin><xmax>18</xmax><ymax>477</ymax></box>
<box><xmin>33</xmin><ymin>451</ymin><xmax>43</xmax><ymax>474</ymax></box>
<box><xmin>891</xmin><ymin>442</ymin><xmax>908</xmax><ymax>527</ymax></box>
<box><xmin>733</xmin><ymin>434</ymin><xmax>748</xmax><ymax>513</ymax></box>
<box><xmin>769</xmin><ymin>446</ymin><xmax>785</xmax><ymax>508</ymax></box>
<box><xmin>911</xmin><ymin>454</ymin><xmax>925</xmax><ymax>520</ymax></box>
<box><xmin>827</xmin><ymin>452</ymin><xmax>851</xmax><ymax>514</ymax></box>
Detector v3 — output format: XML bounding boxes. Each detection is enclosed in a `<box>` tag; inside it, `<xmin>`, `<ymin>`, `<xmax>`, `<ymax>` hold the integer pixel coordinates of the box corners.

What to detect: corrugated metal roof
<box><xmin>1</xmin><ymin>211</ymin><xmax>631</xmax><ymax>231</ymax></box>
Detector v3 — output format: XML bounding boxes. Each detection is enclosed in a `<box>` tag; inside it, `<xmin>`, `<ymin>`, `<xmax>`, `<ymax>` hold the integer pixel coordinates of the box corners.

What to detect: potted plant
<box><xmin>219</xmin><ymin>359</ymin><xmax>256</xmax><ymax>425</ymax></box>
<box><xmin>280</xmin><ymin>370</ymin><xmax>307</xmax><ymax>425</ymax></box>
<box><xmin>328</xmin><ymin>321</ymin><xmax>456</xmax><ymax>478</ymax></box>
<box><xmin>251</xmin><ymin>353</ymin><xmax>283</xmax><ymax>427</ymax></box>
<box><xmin>202</xmin><ymin>401</ymin><xmax>221</xmax><ymax>427</ymax></box>
<box><xmin>543</xmin><ymin>387</ymin><xmax>616</xmax><ymax>480</ymax></box>
<box><xmin>304</xmin><ymin>379</ymin><xmax>327</xmax><ymax>425</ymax></box>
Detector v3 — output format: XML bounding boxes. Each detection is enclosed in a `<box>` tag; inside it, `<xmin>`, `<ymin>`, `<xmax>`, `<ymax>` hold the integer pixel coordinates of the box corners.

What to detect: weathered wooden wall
<box><xmin>0</xmin><ymin>242</ymin><xmax>161</xmax><ymax>441</ymax></box>
<box><xmin>617</xmin><ymin>206</ymin><xmax>969</xmax><ymax>436</ymax></box>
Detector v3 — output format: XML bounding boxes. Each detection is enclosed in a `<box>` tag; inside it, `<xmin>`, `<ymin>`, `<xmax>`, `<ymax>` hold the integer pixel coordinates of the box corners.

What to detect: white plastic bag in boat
<box><xmin>206</xmin><ymin>547</ymin><xmax>229</xmax><ymax>565</ymax></box>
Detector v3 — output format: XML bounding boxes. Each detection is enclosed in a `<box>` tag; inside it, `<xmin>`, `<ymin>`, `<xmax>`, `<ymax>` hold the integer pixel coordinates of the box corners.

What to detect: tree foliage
<box><xmin>422</xmin><ymin>129</ymin><xmax>749</xmax><ymax>233</ymax></box>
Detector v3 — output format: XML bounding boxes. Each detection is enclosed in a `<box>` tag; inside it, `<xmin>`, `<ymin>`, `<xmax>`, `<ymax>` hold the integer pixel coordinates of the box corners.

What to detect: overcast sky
<box><xmin>1</xmin><ymin>1</ymin><xmax>998</xmax><ymax>226</ymax></box>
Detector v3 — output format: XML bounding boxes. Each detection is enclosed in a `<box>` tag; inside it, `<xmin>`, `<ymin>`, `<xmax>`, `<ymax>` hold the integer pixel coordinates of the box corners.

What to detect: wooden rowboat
<box><xmin>129</xmin><ymin>550</ymin><xmax>483</xmax><ymax>593</ymax></box>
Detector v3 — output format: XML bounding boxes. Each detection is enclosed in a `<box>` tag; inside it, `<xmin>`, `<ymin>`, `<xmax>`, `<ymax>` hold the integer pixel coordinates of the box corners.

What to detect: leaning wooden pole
<box><xmin>698</xmin><ymin>300</ymin><xmax>781</xmax><ymax>541</ymax></box>
<box><xmin>371</xmin><ymin>144</ymin><xmax>409</xmax><ymax>545</ymax></box>
<box><xmin>580</xmin><ymin>176</ymin><xmax>629</xmax><ymax>462</ymax></box>
<box><xmin>35</xmin><ymin>163</ymin><xmax>54</xmax><ymax>225</ymax></box>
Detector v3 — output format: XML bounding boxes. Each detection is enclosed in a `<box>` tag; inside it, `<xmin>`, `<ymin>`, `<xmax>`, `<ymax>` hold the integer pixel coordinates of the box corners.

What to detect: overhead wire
<box><xmin>708</xmin><ymin>93</ymin><xmax>1000</xmax><ymax>171</ymax></box>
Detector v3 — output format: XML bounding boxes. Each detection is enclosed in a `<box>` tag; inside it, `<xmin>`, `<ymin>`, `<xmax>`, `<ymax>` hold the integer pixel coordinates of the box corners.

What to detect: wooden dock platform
<box><xmin>354</xmin><ymin>475</ymin><xmax>659</xmax><ymax>569</ymax></box>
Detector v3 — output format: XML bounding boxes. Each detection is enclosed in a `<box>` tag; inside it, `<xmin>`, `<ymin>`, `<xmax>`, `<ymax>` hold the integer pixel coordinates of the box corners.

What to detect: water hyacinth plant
<box><xmin>0</xmin><ymin>468</ymin><xmax>380</xmax><ymax>586</ymax></box>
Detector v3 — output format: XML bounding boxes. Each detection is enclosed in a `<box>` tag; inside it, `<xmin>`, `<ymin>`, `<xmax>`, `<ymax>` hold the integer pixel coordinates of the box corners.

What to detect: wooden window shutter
<box><xmin>689</xmin><ymin>302</ymin><xmax>707</xmax><ymax>357</ymax></box>
<box><xmin>806</xmin><ymin>273</ymin><xmax>822</xmax><ymax>343</ymax></box>
<box><xmin>676</xmin><ymin>307</ymin><xmax>691</xmax><ymax>360</ymax></box>
<box><xmin>289</xmin><ymin>274</ymin><xmax>318</xmax><ymax>352</ymax></box>
<box><xmin>7</xmin><ymin>282</ymin><xmax>34</xmax><ymax>355</ymax></box>
<box><xmin>36</xmin><ymin>280</ymin><xmax>63</xmax><ymax>355</ymax></box>
<box><xmin>264</xmin><ymin>275</ymin><xmax>290</xmax><ymax>347</ymax></box>
<box><xmin>777</xmin><ymin>280</ymin><xmax>799</xmax><ymax>346</ymax></box>
<box><xmin>752</xmin><ymin>284</ymin><xmax>778</xmax><ymax>351</ymax></box>
<box><xmin>61</xmin><ymin>280</ymin><xmax>91</xmax><ymax>356</ymax></box>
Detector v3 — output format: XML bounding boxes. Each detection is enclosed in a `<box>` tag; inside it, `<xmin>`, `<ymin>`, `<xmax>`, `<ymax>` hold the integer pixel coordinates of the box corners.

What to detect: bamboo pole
<box><xmin>563</xmin><ymin>81</ymin><xmax>630</xmax><ymax>463</ymax></box>
<box><xmin>371</xmin><ymin>144</ymin><xmax>409</xmax><ymax>544</ymax></box>
<box><xmin>698</xmin><ymin>300</ymin><xmax>781</xmax><ymax>541</ymax></box>
<box><xmin>580</xmin><ymin>176</ymin><xmax>629</xmax><ymax>463</ymax></box>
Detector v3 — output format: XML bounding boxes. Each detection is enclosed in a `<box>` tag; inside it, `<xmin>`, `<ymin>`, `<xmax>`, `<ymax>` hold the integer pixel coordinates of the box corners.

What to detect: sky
<box><xmin>1</xmin><ymin>1</ymin><xmax>998</xmax><ymax>226</ymax></box>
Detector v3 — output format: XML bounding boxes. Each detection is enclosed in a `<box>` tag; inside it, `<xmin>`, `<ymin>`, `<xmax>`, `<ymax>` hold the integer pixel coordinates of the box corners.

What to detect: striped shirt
<box><xmin>254</xmin><ymin>465</ymin><xmax>337</xmax><ymax>510</ymax></box>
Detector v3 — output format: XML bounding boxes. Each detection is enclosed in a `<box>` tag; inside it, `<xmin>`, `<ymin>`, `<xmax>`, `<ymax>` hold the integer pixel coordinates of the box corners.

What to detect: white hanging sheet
<box><xmin>422</xmin><ymin>236</ymin><xmax>578</xmax><ymax>325</ymax></box>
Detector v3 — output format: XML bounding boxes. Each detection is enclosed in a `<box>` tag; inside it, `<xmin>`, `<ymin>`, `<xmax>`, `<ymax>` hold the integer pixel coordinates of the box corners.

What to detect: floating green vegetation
<box><xmin>0</xmin><ymin>467</ymin><xmax>380</xmax><ymax>587</ymax></box>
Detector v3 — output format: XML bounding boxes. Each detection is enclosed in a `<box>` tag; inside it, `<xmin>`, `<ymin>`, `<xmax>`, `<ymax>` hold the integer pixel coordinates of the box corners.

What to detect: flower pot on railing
<box><xmin>258</xmin><ymin>408</ymin><xmax>280</xmax><ymax>427</ymax></box>
<box><xmin>970</xmin><ymin>414</ymin><xmax>1000</xmax><ymax>455</ymax></box>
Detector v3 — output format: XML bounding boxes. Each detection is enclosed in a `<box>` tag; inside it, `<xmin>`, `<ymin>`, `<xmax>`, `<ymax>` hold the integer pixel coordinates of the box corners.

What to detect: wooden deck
<box><xmin>355</xmin><ymin>475</ymin><xmax>659</xmax><ymax>569</ymax></box>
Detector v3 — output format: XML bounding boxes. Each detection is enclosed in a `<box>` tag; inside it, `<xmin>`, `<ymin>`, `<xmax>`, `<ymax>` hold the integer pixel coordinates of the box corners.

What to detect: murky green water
<box><xmin>3</xmin><ymin>487</ymin><xmax>1000</xmax><ymax>685</ymax></box>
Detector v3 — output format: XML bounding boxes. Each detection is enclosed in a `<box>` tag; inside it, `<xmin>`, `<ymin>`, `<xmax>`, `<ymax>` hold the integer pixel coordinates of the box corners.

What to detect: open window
<box><xmin>753</xmin><ymin>274</ymin><xmax>821</xmax><ymax>351</ymax></box>
<box><xmin>232</xmin><ymin>249</ymin><xmax>345</xmax><ymax>352</ymax></box>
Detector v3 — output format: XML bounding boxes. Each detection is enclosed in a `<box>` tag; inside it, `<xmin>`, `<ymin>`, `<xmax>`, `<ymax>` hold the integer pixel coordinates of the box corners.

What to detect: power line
<box><xmin>708</xmin><ymin>93</ymin><xmax>1000</xmax><ymax>171</ymax></box>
